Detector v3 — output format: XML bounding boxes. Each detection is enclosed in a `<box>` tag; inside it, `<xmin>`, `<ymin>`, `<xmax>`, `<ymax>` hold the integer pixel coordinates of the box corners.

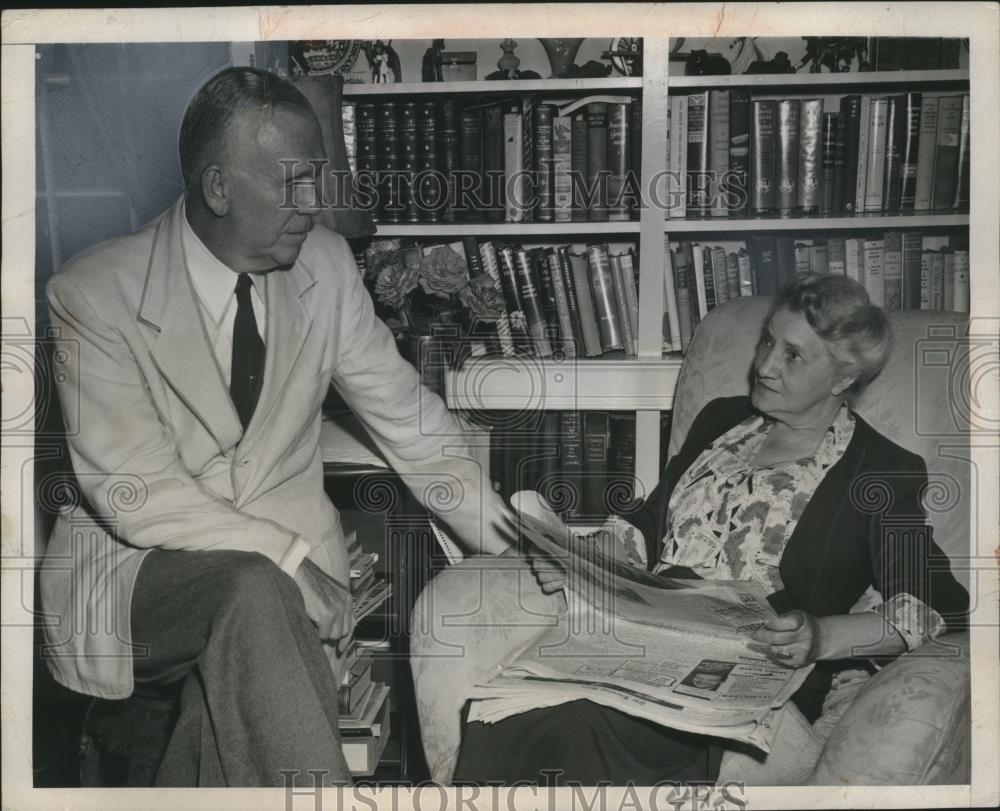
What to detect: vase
<box><xmin>537</xmin><ymin>38</ymin><xmax>585</xmax><ymax>78</ymax></box>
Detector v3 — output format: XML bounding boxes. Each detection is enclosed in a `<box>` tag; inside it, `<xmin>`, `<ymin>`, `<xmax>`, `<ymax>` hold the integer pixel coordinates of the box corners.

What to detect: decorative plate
<box><xmin>289</xmin><ymin>40</ymin><xmax>363</xmax><ymax>76</ymax></box>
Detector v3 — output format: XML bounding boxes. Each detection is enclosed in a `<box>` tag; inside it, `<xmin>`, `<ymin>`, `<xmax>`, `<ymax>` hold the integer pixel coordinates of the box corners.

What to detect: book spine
<box><xmin>776</xmin><ymin>99</ymin><xmax>800</xmax><ymax>214</ymax></box>
<box><xmin>736</xmin><ymin>248</ymin><xmax>753</xmax><ymax>297</ymax></box>
<box><xmin>942</xmin><ymin>250</ymin><xmax>955</xmax><ymax>311</ymax></box>
<box><xmin>582</xmin><ymin>412</ymin><xmax>610</xmax><ymax>518</ymax></box>
<box><xmin>571</xmin><ymin>111</ymin><xmax>588</xmax><ymax>222</ymax></box>
<box><xmin>747</xmin><ymin>236</ymin><xmax>778</xmax><ymax>297</ymax></box>
<box><xmin>610</xmin><ymin>254</ymin><xmax>636</xmax><ymax>357</ymax></box>
<box><xmin>820</xmin><ymin>112</ymin><xmax>839</xmax><ymax>216</ymax></box>
<box><xmin>725</xmin><ymin>251</ymin><xmax>741</xmax><ymax>299</ymax></box>
<box><xmin>854</xmin><ymin>95</ymin><xmax>872</xmax><ymax>214</ymax></box>
<box><xmin>831</xmin><ymin>113</ymin><xmax>847</xmax><ymax>214</ymax></box>
<box><xmin>863</xmin><ymin>238</ymin><xmax>885</xmax><ymax>307</ymax></box>
<box><xmin>479</xmin><ymin>240</ymin><xmax>517</xmax><ymax>356</ymax></box>
<box><xmin>519</xmin><ymin>96</ymin><xmax>536</xmax><ymax>223</ymax></box>
<box><xmin>618</xmin><ymin>251</ymin><xmax>641</xmax><ymax>344</ymax></box>
<box><xmin>534</xmin><ymin>104</ymin><xmax>556</xmax><ymax>223</ymax></box>
<box><xmin>554</xmin><ymin>246</ymin><xmax>586</xmax><ymax>354</ymax></box>
<box><xmin>377</xmin><ymin>102</ymin><xmax>401</xmax><ymax>223</ymax></box>
<box><xmin>532</xmin><ymin>247</ymin><xmax>560</xmax><ymax>339</ymax></box>
<box><xmin>931</xmin><ymin>96</ymin><xmax>963</xmax><ymax>209</ymax></box>
<box><xmin>827</xmin><ymin>237</ymin><xmax>846</xmax><ymax>276</ymax></box>
<box><xmin>898</xmin><ymin>92</ymin><xmax>922</xmax><ymax>211</ymax></box>
<box><xmin>708</xmin><ymin>90</ymin><xmax>730</xmax><ymax>217</ymax></box>
<box><xmin>629</xmin><ymin>99</ymin><xmax>642</xmax><ymax>219</ymax></box>
<box><xmin>775</xmin><ymin>237</ymin><xmax>797</xmax><ymax>289</ymax></box>
<box><xmin>809</xmin><ymin>243</ymin><xmax>829</xmax><ymax>275</ymax></box>
<box><xmin>512</xmin><ymin>248</ymin><xmax>553</xmax><ymax>357</ymax></box>
<box><xmin>607</xmin><ymin>413</ymin><xmax>637</xmax><ymax>507</ymax></box>
<box><xmin>547</xmin><ymin>249</ymin><xmax>576</xmax><ymax>357</ymax></box>
<box><xmin>399</xmin><ymin>102</ymin><xmax>419</xmax><ymax>223</ymax></box>
<box><xmin>459</xmin><ymin>110</ymin><xmax>484</xmax><ymax>223</ymax></box>
<box><xmin>482</xmin><ymin>105</ymin><xmax>506</xmax><ymax>223</ymax></box>
<box><xmin>919</xmin><ymin>251</ymin><xmax>932</xmax><ymax>310</ymax></box>
<box><xmin>797</xmin><ymin>99</ymin><xmax>823</xmax><ymax>214</ymax></box>
<box><xmin>417</xmin><ymin>101</ymin><xmax>442</xmax><ymax>223</ymax></box>
<box><xmin>691</xmin><ymin>243</ymin><xmax>709</xmax><ymax>317</ymax></box>
<box><xmin>496</xmin><ymin>244</ymin><xmax>531</xmax><ymax>352</ymax></box>
<box><xmin>567</xmin><ymin>250</ymin><xmax>605</xmax><ymax>357</ymax></box>
<box><xmin>901</xmin><ymin>231</ymin><xmax>923</xmax><ymax>309</ymax></box>
<box><xmin>712</xmin><ymin>245</ymin><xmax>730</xmax><ymax>305</ymax></box>
<box><xmin>669</xmin><ymin>244</ymin><xmax>692</xmax><ymax>351</ymax></box>
<box><xmin>931</xmin><ymin>251</ymin><xmax>945</xmax><ymax>310</ymax></box>
<box><xmin>559</xmin><ymin>411</ymin><xmax>584</xmax><ymax>520</ymax></box>
<box><xmin>864</xmin><ymin>98</ymin><xmax>888</xmax><ymax>213</ymax></box>
<box><xmin>882</xmin><ymin>230</ymin><xmax>903</xmax><ymax>309</ymax></box>
<box><xmin>840</xmin><ymin>95</ymin><xmax>862</xmax><ymax>213</ymax></box>
<box><xmin>553</xmin><ymin>115</ymin><xmax>573</xmax><ymax>223</ymax></box>
<box><xmin>881</xmin><ymin>94</ymin><xmax>906</xmax><ymax>212</ymax></box>
<box><xmin>728</xmin><ymin>88</ymin><xmax>751</xmax><ymax>217</ymax></box>
<box><xmin>686</xmin><ymin>92</ymin><xmax>711</xmax><ymax>217</ymax></box>
<box><xmin>342</xmin><ymin>100</ymin><xmax>357</xmax><ymax>175</ymax></box>
<box><xmin>952</xmin><ymin>250</ymin><xmax>970</xmax><ymax>312</ymax></box>
<box><xmin>844</xmin><ymin>237</ymin><xmax>862</xmax><ymax>284</ymax></box>
<box><xmin>440</xmin><ymin>100</ymin><xmax>460</xmax><ymax>223</ymax></box>
<box><xmin>534</xmin><ymin>411</ymin><xmax>562</xmax><ymax>508</ymax></box>
<box><xmin>586</xmin><ymin>244</ymin><xmax>625</xmax><ymax>351</ymax></box>
<box><xmin>503</xmin><ymin>106</ymin><xmax>526</xmax><ymax>222</ymax></box>
<box><xmin>912</xmin><ymin>96</ymin><xmax>940</xmax><ymax>211</ymax></box>
<box><xmin>952</xmin><ymin>94</ymin><xmax>970</xmax><ymax>211</ymax></box>
<box><xmin>794</xmin><ymin>242</ymin><xmax>812</xmax><ymax>275</ymax></box>
<box><xmin>587</xmin><ymin>102</ymin><xmax>610</xmax><ymax>222</ymax></box>
<box><xmin>357</xmin><ymin>103</ymin><xmax>378</xmax><ymax>218</ymax></box>
<box><xmin>607</xmin><ymin>102</ymin><xmax>631</xmax><ymax>221</ymax></box>
<box><xmin>667</xmin><ymin>95</ymin><xmax>689</xmax><ymax>218</ymax></box>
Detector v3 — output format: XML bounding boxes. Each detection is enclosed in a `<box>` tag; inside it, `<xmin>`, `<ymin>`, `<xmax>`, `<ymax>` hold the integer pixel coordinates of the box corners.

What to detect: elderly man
<box><xmin>40</xmin><ymin>67</ymin><xmax>512</xmax><ymax>787</ymax></box>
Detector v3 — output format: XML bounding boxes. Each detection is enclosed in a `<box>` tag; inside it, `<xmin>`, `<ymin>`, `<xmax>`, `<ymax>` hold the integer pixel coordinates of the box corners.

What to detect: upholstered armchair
<box><xmin>409</xmin><ymin>296</ymin><xmax>972</xmax><ymax>785</ymax></box>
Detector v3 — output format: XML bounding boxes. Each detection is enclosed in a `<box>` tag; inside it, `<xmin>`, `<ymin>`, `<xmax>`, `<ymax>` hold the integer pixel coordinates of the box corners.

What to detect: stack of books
<box><xmin>666</xmin><ymin>90</ymin><xmax>970</xmax><ymax>218</ymax></box>
<box><xmin>349</xmin><ymin>538</ymin><xmax>391</xmax><ymax>623</ymax></box>
<box><xmin>663</xmin><ymin>232</ymin><xmax>970</xmax><ymax>351</ymax></box>
<box><xmin>338</xmin><ymin>640</ymin><xmax>390</xmax><ymax>776</ymax></box>
<box><xmin>343</xmin><ymin>94</ymin><xmax>641</xmax><ymax>224</ymax></box>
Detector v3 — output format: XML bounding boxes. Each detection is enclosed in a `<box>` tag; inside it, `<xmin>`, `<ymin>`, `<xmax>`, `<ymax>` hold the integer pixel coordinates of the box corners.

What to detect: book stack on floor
<box><xmin>344</xmin><ymin>94</ymin><xmax>640</xmax><ymax>224</ymax></box>
<box><xmin>664</xmin><ymin>231</ymin><xmax>969</xmax><ymax>350</ymax></box>
<box><xmin>349</xmin><ymin>537</ymin><xmax>392</xmax><ymax>624</ymax></box>
<box><xmin>666</xmin><ymin>89</ymin><xmax>970</xmax><ymax>218</ymax></box>
<box><xmin>337</xmin><ymin>640</ymin><xmax>390</xmax><ymax>776</ymax></box>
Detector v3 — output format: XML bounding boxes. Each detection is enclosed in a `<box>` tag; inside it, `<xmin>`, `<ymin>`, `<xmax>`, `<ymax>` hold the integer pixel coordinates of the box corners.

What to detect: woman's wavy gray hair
<box><xmin>770</xmin><ymin>272</ymin><xmax>893</xmax><ymax>398</ymax></box>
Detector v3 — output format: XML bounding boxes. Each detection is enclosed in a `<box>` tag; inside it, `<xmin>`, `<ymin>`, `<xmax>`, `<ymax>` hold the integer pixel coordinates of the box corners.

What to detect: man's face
<box><xmin>218</xmin><ymin>107</ymin><xmax>326</xmax><ymax>272</ymax></box>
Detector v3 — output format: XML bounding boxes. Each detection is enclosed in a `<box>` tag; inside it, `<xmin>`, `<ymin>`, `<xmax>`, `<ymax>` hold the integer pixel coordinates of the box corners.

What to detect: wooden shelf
<box><xmin>370</xmin><ymin>222</ymin><xmax>640</xmax><ymax>238</ymax></box>
<box><xmin>345</xmin><ymin>77</ymin><xmax>643</xmax><ymax>97</ymax></box>
<box><xmin>445</xmin><ymin>357</ymin><xmax>683</xmax><ymax>411</ymax></box>
<box><xmin>669</xmin><ymin>70</ymin><xmax>968</xmax><ymax>91</ymax></box>
<box><xmin>664</xmin><ymin>214</ymin><xmax>969</xmax><ymax>233</ymax></box>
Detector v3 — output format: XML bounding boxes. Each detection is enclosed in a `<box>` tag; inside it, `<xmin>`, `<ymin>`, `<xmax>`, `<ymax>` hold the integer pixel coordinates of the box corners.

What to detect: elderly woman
<box><xmin>452</xmin><ymin>272</ymin><xmax>968</xmax><ymax>786</ymax></box>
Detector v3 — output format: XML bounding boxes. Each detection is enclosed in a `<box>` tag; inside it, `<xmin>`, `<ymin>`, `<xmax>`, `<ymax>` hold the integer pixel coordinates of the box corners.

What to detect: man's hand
<box><xmin>292</xmin><ymin>558</ymin><xmax>355</xmax><ymax>651</ymax></box>
<box><xmin>751</xmin><ymin>609</ymin><xmax>824</xmax><ymax>668</ymax></box>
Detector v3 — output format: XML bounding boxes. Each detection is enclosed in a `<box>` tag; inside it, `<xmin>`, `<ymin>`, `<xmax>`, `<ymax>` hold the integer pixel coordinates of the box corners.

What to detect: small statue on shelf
<box><xmin>497</xmin><ymin>38</ymin><xmax>520</xmax><ymax>79</ymax></box>
<box><xmin>422</xmin><ymin>39</ymin><xmax>445</xmax><ymax>82</ymax></box>
<box><xmin>684</xmin><ymin>49</ymin><xmax>732</xmax><ymax>76</ymax></box>
<box><xmin>365</xmin><ymin>39</ymin><xmax>402</xmax><ymax>84</ymax></box>
<box><xmin>798</xmin><ymin>37</ymin><xmax>870</xmax><ymax>73</ymax></box>
<box><xmin>745</xmin><ymin>51</ymin><xmax>797</xmax><ymax>74</ymax></box>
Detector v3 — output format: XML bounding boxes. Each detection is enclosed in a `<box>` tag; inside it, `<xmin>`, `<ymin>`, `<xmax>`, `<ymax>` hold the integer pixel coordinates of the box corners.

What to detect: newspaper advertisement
<box><xmin>467</xmin><ymin>511</ymin><xmax>814</xmax><ymax>750</ymax></box>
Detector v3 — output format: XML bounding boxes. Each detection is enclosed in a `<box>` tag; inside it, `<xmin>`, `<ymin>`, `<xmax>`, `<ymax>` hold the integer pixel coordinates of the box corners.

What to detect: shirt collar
<box><xmin>181</xmin><ymin>202</ymin><xmax>264</xmax><ymax>326</ymax></box>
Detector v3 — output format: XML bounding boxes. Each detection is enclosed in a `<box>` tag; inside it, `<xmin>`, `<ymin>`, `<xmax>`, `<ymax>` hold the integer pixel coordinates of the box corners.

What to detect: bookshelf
<box><xmin>327</xmin><ymin>38</ymin><xmax>971</xmax><ymax>501</ymax></box>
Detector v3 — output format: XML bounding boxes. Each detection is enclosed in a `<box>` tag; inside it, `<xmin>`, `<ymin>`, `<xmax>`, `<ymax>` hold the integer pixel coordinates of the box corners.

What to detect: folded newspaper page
<box><xmin>467</xmin><ymin>511</ymin><xmax>814</xmax><ymax>751</ymax></box>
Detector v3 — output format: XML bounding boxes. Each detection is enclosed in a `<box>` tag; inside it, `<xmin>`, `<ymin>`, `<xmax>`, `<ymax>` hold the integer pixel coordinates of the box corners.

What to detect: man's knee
<box><xmin>216</xmin><ymin>551</ymin><xmax>302</xmax><ymax>615</ymax></box>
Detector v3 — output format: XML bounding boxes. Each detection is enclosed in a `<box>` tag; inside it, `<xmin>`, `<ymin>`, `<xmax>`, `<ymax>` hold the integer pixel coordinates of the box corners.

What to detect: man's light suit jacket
<box><xmin>41</xmin><ymin>198</ymin><xmax>495</xmax><ymax>699</ymax></box>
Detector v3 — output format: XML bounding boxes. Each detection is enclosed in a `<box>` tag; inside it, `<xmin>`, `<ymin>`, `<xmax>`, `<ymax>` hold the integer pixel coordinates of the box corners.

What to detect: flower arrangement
<box><xmin>364</xmin><ymin>239</ymin><xmax>503</xmax><ymax>335</ymax></box>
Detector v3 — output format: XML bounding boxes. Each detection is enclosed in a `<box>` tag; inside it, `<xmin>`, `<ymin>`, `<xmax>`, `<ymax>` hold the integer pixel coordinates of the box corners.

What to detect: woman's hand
<box><xmin>751</xmin><ymin>609</ymin><xmax>825</xmax><ymax>668</ymax></box>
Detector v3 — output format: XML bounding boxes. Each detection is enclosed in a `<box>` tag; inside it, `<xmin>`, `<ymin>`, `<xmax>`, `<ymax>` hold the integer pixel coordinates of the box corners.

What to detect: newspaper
<box><xmin>466</xmin><ymin>511</ymin><xmax>814</xmax><ymax>751</ymax></box>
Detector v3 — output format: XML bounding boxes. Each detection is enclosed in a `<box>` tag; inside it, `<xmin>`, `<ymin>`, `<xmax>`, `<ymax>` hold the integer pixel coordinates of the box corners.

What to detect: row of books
<box><xmin>472</xmin><ymin>238</ymin><xmax>641</xmax><ymax>360</ymax></box>
<box><xmin>337</xmin><ymin>639</ymin><xmax>390</xmax><ymax>776</ymax></box>
<box><xmin>349</xmin><ymin>534</ymin><xmax>391</xmax><ymax>623</ymax></box>
<box><xmin>342</xmin><ymin>95</ymin><xmax>641</xmax><ymax>225</ymax></box>
<box><xmin>666</xmin><ymin>90</ymin><xmax>971</xmax><ymax>218</ymax></box>
<box><xmin>663</xmin><ymin>233</ymin><xmax>971</xmax><ymax>351</ymax></box>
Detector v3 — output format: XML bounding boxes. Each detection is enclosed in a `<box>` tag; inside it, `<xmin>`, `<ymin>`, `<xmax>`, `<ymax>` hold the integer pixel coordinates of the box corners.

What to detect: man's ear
<box><xmin>200</xmin><ymin>165</ymin><xmax>228</xmax><ymax>216</ymax></box>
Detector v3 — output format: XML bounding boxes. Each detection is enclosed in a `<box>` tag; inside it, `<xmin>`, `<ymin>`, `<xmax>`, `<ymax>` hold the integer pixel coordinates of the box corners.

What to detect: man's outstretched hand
<box><xmin>293</xmin><ymin>558</ymin><xmax>356</xmax><ymax>651</ymax></box>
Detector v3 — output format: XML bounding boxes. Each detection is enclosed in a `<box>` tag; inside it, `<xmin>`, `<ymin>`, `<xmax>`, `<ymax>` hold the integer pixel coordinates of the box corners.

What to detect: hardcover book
<box><xmin>586</xmin><ymin>244</ymin><xmax>625</xmax><ymax>352</ymax></box>
<box><xmin>728</xmin><ymin>88</ymin><xmax>752</xmax><ymax>217</ymax></box>
<box><xmin>686</xmin><ymin>92</ymin><xmax>711</xmax><ymax>217</ymax></box>
<box><xmin>797</xmin><ymin>99</ymin><xmax>823</xmax><ymax>214</ymax></box>
<box><xmin>587</xmin><ymin>102</ymin><xmax>611</xmax><ymax>222</ymax></box>
<box><xmin>898</xmin><ymin>92</ymin><xmax>922</xmax><ymax>211</ymax></box>
<box><xmin>776</xmin><ymin>99</ymin><xmax>800</xmax><ymax>214</ymax></box>
<box><xmin>751</xmin><ymin>100</ymin><xmax>777</xmax><ymax>214</ymax></box>
<box><xmin>608</xmin><ymin>102</ymin><xmax>632</xmax><ymax>221</ymax></box>
<box><xmin>708</xmin><ymin>90</ymin><xmax>731</xmax><ymax>218</ymax></box>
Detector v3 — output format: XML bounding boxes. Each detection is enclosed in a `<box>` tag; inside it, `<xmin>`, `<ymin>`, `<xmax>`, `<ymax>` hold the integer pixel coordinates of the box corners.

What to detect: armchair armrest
<box><xmin>808</xmin><ymin>632</ymin><xmax>970</xmax><ymax>785</ymax></box>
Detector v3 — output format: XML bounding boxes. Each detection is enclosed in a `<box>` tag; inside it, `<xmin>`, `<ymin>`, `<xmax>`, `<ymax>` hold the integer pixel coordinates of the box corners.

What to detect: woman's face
<box><xmin>751</xmin><ymin>307</ymin><xmax>850</xmax><ymax>425</ymax></box>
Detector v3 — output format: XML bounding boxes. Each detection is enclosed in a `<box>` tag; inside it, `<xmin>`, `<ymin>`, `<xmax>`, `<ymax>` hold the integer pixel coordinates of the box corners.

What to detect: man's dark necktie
<box><xmin>230</xmin><ymin>273</ymin><xmax>265</xmax><ymax>431</ymax></box>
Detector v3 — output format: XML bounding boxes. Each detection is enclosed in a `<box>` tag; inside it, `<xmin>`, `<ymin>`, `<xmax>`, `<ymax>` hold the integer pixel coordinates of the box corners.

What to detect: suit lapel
<box><xmin>138</xmin><ymin>200</ymin><xmax>243</xmax><ymax>452</ymax></box>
